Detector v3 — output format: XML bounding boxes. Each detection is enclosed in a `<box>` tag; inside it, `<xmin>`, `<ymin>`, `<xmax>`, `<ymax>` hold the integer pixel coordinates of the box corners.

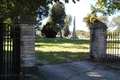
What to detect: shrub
<box><xmin>41</xmin><ymin>22</ymin><xmax>58</xmax><ymax>38</ymax></box>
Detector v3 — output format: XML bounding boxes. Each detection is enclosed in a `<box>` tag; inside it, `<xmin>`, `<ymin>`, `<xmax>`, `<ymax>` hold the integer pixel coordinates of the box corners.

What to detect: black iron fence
<box><xmin>106</xmin><ymin>32</ymin><xmax>120</xmax><ymax>61</ymax></box>
<box><xmin>0</xmin><ymin>19</ymin><xmax>20</xmax><ymax>80</ymax></box>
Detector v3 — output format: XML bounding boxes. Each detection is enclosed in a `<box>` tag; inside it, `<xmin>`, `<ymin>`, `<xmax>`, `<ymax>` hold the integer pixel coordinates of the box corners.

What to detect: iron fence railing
<box><xmin>0</xmin><ymin>21</ymin><xmax>20</xmax><ymax>80</ymax></box>
<box><xmin>107</xmin><ymin>32</ymin><xmax>120</xmax><ymax>61</ymax></box>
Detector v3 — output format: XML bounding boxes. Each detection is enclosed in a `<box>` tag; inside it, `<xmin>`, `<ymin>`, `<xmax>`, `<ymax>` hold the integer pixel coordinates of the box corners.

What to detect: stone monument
<box><xmin>70</xmin><ymin>16</ymin><xmax>78</xmax><ymax>39</ymax></box>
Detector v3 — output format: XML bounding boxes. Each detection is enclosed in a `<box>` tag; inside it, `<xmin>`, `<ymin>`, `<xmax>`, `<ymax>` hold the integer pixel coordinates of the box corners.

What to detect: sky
<box><xmin>64</xmin><ymin>0</ymin><xmax>96</xmax><ymax>32</ymax></box>
<box><xmin>42</xmin><ymin>0</ymin><xmax>120</xmax><ymax>32</ymax></box>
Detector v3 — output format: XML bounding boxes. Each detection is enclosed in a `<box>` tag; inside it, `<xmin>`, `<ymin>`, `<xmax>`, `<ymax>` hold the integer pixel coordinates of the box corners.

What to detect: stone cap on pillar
<box><xmin>90</xmin><ymin>21</ymin><xmax>107</xmax><ymax>29</ymax></box>
<box><xmin>14</xmin><ymin>15</ymin><xmax>37</xmax><ymax>24</ymax></box>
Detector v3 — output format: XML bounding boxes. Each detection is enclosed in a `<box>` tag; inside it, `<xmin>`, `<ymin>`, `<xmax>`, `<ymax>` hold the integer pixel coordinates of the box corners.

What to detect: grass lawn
<box><xmin>107</xmin><ymin>39</ymin><xmax>120</xmax><ymax>53</ymax></box>
<box><xmin>35</xmin><ymin>38</ymin><xmax>90</xmax><ymax>65</ymax></box>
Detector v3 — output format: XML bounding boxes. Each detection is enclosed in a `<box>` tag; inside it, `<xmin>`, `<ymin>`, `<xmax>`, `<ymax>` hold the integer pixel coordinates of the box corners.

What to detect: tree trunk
<box><xmin>59</xmin><ymin>24</ymin><xmax>62</xmax><ymax>38</ymax></box>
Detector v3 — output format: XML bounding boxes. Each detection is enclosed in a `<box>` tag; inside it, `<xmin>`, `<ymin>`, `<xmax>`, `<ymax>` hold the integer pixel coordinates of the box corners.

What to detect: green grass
<box><xmin>35</xmin><ymin>38</ymin><xmax>90</xmax><ymax>64</ymax></box>
<box><xmin>105</xmin><ymin>61</ymin><xmax>120</xmax><ymax>67</ymax></box>
<box><xmin>3</xmin><ymin>42</ymin><xmax>13</xmax><ymax>64</ymax></box>
<box><xmin>107</xmin><ymin>39</ymin><xmax>120</xmax><ymax>53</ymax></box>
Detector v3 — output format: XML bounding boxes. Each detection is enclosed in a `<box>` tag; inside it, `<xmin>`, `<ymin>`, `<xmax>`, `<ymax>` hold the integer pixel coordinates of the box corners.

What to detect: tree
<box><xmin>98</xmin><ymin>15</ymin><xmax>109</xmax><ymax>26</ymax></box>
<box><xmin>63</xmin><ymin>25</ymin><xmax>70</xmax><ymax>37</ymax></box>
<box><xmin>70</xmin><ymin>30</ymin><xmax>90</xmax><ymax>38</ymax></box>
<box><xmin>0</xmin><ymin>0</ymin><xmax>80</xmax><ymax>37</ymax></box>
<box><xmin>35</xmin><ymin>24</ymin><xmax>42</xmax><ymax>36</ymax></box>
<box><xmin>109</xmin><ymin>15</ymin><xmax>120</xmax><ymax>28</ymax></box>
<box><xmin>0</xmin><ymin>0</ymin><xmax>49</xmax><ymax>20</ymax></box>
<box><xmin>91</xmin><ymin>0</ymin><xmax>120</xmax><ymax>15</ymax></box>
<box><xmin>0</xmin><ymin>0</ymin><xmax>79</xmax><ymax>21</ymax></box>
<box><xmin>116</xmin><ymin>27</ymin><xmax>120</xmax><ymax>32</ymax></box>
<box><xmin>41</xmin><ymin>21</ymin><xmax>58</xmax><ymax>38</ymax></box>
<box><xmin>107</xmin><ymin>30</ymin><xmax>112</xmax><ymax>34</ymax></box>
<box><xmin>49</xmin><ymin>2</ymin><xmax>66</xmax><ymax>38</ymax></box>
<box><xmin>63</xmin><ymin>15</ymin><xmax>72</xmax><ymax>37</ymax></box>
<box><xmin>83</xmin><ymin>13</ymin><xmax>102</xmax><ymax>27</ymax></box>
<box><xmin>64</xmin><ymin>15</ymin><xmax>72</xmax><ymax>27</ymax></box>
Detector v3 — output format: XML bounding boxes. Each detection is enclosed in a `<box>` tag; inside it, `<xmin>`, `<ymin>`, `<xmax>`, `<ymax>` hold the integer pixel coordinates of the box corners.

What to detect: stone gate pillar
<box><xmin>15</xmin><ymin>16</ymin><xmax>36</xmax><ymax>68</ymax></box>
<box><xmin>90</xmin><ymin>22</ymin><xmax>107</xmax><ymax>60</ymax></box>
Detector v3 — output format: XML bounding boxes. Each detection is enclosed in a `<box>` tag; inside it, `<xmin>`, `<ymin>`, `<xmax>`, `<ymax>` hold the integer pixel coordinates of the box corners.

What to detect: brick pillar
<box><xmin>90</xmin><ymin>22</ymin><xmax>107</xmax><ymax>60</ymax></box>
<box><xmin>15</xmin><ymin>16</ymin><xmax>36</xmax><ymax>67</ymax></box>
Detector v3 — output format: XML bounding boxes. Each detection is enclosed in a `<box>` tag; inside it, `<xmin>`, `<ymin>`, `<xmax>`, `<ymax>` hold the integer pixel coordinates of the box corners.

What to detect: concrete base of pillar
<box><xmin>21</xmin><ymin>66</ymin><xmax>38</xmax><ymax>74</ymax></box>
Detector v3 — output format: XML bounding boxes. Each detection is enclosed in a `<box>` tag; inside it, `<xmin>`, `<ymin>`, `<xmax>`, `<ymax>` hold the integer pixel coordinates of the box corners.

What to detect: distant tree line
<box><xmin>70</xmin><ymin>30</ymin><xmax>90</xmax><ymax>38</ymax></box>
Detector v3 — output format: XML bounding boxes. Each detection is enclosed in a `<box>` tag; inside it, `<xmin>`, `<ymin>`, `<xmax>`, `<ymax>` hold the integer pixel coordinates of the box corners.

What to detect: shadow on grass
<box><xmin>35</xmin><ymin>38</ymin><xmax>90</xmax><ymax>44</ymax></box>
<box><xmin>35</xmin><ymin>51</ymin><xmax>89</xmax><ymax>64</ymax></box>
<box><xmin>3</xmin><ymin>50</ymin><xmax>13</xmax><ymax>64</ymax></box>
<box><xmin>35</xmin><ymin>38</ymin><xmax>90</xmax><ymax>64</ymax></box>
<box><xmin>106</xmin><ymin>54</ymin><xmax>120</xmax><ymax>61</ymax></box>
<box><xmin>35</xmin><ymin>44</ymin><xmax>89</xmax><ymax>49</ymax></box>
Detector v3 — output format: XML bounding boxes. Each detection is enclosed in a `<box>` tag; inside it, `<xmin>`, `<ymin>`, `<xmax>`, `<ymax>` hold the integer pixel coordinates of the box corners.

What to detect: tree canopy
<box><xmin>0</xmin><ymin>0</ymin><xmax>79</xmax><ymax>20</ymax></box>
<box><xmin>98</xmin><ymin>15</ymin><xmax>109</xmax><ymax>26</ymax></box>
<box><xmin>0</xmin><ymin>0</ymin><xmax>44</xmax><ymax>19</ymax></box>
<box><xmin>109</xmin><ymin>15</ymin><xmax>120</xmax><ymax>28</ymax></box>
<box><xmin>49</xmin><ymin>2</ymin><xmax>66</xmax><ymax>38</ymax></box>
<box><xmin>64</xmin><ymin>15</ymin><xmax>72</xmax><ymax>27</ymax></box>
<box><xmin>91</xmin><ymin>0</ymin><xmax>120</xmax><ymax>15</ymax></box>
<box><xmin>49</xmin><ymin>2</ymin><xmax>66</xmax><ymax>26</ymax></box>
<box><xmin>41</xmin><ymin>2</ymin><xmax>66</xmax><ymax>38</ymax></box>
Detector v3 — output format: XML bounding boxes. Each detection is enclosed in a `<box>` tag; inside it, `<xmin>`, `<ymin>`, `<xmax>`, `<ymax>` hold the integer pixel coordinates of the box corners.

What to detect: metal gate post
<box><xmin>0</xmin><ymin>18</ymin><xmax>3</xmax><ymax>80</ymax></box>
<box><xmin>14</xmin><ymin>25</ymin><xmax>20</xmax><ymax>75</ymax></box>
<box><xmin>12</xmin><ymin>25</ymin><xmax>20</xmax><ymax>79</ymax></box>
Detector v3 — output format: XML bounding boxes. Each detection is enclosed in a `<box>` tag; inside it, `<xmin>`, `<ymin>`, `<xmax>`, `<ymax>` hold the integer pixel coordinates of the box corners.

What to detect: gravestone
<box><xmin>70</xmin><ymin>17</ymin><xmax>78</xmax><ymax>39</ymax></box>
<box><xmin>36</xmin><ymin>34</ymin><xmax>39</xmax><ymax>39</ymax></box>
<box><xmin>90</xmin><ymin>21</ymin><xmax>107</xmax><ymax>60</ymax></box>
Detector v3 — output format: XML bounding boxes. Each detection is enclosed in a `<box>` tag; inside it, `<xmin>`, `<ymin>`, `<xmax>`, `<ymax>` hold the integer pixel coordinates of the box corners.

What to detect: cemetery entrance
<box><xmin>0</xmin><ymin>19</ymin><xmax>20</xmax><ymax>80</ymax></box>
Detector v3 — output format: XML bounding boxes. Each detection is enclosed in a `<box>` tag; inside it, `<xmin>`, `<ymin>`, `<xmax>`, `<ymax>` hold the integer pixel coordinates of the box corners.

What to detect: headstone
<box><xmin>70</xmin><ymin>16</ymin><xmax>78</xmax><ymax>39</ymax></box>
<box><xmin>36</xmin><ymin>34</ymin><xmax>39</xmax><ymax>39</ymax></box>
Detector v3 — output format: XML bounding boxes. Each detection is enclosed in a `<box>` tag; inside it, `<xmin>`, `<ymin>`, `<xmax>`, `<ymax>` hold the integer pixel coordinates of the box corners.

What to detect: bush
<box><xmin>41</xmin><ymin>22</ymin><xmax>58</xmax><ymax>38</ymax></box>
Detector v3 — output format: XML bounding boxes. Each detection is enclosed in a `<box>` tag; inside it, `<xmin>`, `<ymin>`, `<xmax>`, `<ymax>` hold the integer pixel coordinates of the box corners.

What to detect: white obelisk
<box><xmin>70</xmin><ymin>16</ymin><xmax>78</xmax><ymax>39</ymax></box>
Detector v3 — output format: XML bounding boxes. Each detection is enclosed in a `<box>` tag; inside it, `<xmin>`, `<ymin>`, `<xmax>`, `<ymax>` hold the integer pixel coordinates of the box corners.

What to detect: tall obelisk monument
<box><xmin>70</xmin><ymin>16</ymin><xmax>78</xmax><ymax>39</ymax></box>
